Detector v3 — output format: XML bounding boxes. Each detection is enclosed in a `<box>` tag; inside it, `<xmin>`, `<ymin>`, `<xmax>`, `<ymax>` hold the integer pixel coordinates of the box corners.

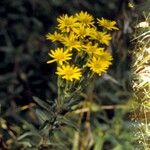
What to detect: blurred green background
<box><xmin>0</xmin><ymin>0</ymin><xmax>146</xmax><ymax>149</ymax></box>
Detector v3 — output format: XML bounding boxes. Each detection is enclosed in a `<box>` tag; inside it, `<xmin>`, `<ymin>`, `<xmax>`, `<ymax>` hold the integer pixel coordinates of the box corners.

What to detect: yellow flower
<box><xmin>57</xmin><ymin>14</ymin><xmax>79</xmax><ymax>32</ymax></box>
<box><xmin>87</xmin><ymin>51</ymin><xmax>112</xmax><ymax>75</ymax></box>
<box><xmin>97</xmin><ymin>18</ymin><xmax>119</xmax><ymax>31</ymax></box>
<box><xmin>75</xmin><ymin>11</ymin><xmax>94</xmax><ymax>26</ymax></box>
<box><xmin>47</xmin><ymin>48</ymin><xmax>72</xmax><ymax>65</ymax></box>
<box><xmin>91</xmin><ymin>31</ymin><xmax>112</xmax><ymax>45</ymax></box>
<box><xmin>46</xmin><ymin>31</ymin><xmax>63</xmax><ymax>42</ymax></box>
<box><xmin>88</xmin><ymin>27</ymin><xmax>98</xmax><ymax>38</ymax></box>
<box><xmin>83</xmin><ymin>43</ymin><xmax>104</xmax><ymax>56</ymax></box>
<box><xmin>62</xmin><ymin>33</ymin><xmax>82</xmax><ymax>51</ymax></box>
<box><xmin>98</xmin><ymin>50</ymin><xmax>113</xmax><ymax>63</ymax></box>
<box><xmin>73</xmin><ymin>25</ymin><xmax>91</xmax><ymax>38</ymax></box>
<box><xmin>56</xmin><ymin>64</ymin><xmax>82</xmax><ymax>81</ymax></box>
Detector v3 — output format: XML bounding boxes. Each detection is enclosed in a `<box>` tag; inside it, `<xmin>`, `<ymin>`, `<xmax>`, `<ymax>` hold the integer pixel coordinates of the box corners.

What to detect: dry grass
<box><xmin>132</xmin><ymin>12</ymin><xmax>150</xmax><ymax>149</ymax></box>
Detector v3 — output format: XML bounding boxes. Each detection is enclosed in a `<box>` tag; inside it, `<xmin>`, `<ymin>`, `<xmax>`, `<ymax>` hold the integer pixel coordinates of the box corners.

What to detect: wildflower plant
<box><xmin>27</xmin><ymin>11</ymin><xmax>119</xmax><ymax>148</ymax></box>
<box><xmin>46</xmin><ymin>12</ymin><xmax>117</xmax><ymax>119</ymax></box>
<box><xmin>46</xmin><ymin>10</ymin><xmax>117</xmax><ymax>139</ymax></box>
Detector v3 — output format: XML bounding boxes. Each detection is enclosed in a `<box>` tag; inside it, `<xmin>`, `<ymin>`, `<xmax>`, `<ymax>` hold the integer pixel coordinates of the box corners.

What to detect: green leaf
<box><xmin>17</xmin><ymin>131</ymin><xmax>42</xmax><ymax>147</ymax></box>
<box><xmin>33</xmin><ymin>96</ymin><xmax>54</xmax><ymax>114</ymax></box>
<box><xmin>57</xmin><ymin>116</ymin><xmax>79</xmax><ymax>131</ymax></box>
<box><xmin>113</xmin><ymin>145</ymin><xmax>122</xmax><ymax>150</ymax></box>
<box><xmin>35</xmin><ymin>108</ymin><xmax>54</xmax><ymax>124</ymax></box>
<box><xmin>94</xmin><ymin>136</ymin><xmax>104</xmax><ymax>150</ymax></box>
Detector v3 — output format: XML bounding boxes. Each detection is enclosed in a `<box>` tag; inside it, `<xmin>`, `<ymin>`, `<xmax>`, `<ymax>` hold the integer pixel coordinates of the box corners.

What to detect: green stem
<box><xmin>57</xmin><ymin>76</ymin><xmax>62</xmax><ymax>109</ymax></box>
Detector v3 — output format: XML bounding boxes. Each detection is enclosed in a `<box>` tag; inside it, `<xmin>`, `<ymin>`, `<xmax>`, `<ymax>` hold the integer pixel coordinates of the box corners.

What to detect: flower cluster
<box><xmin>46</xmin><ymin>11</ymin><xmax>118</xmax><ymax>81</ymax></box>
